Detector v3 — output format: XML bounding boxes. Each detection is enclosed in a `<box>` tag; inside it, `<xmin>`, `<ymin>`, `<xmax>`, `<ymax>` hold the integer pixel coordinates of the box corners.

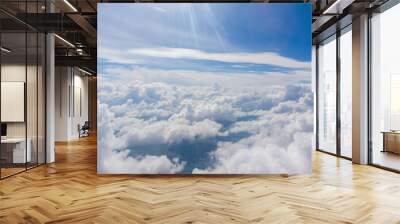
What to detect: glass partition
<box><xmin>1</xmin><ymin>31</ymin><xmax>28</xmax><ymax>177</ymax></box>
<box><xmin>317</xmin><ymin>35</ymin><xmax>337</xmax><ymax>154</ymax></box>
<box><xmin>339</xmin><ymin>26</ymin><xmax>352</xmax><ymax>158</ymax></box>
<box><xmin>38</xmin><ymin>32</ymin><xmax>45</xmax><ymax>165</ymax></box>
<box><xmin>370</xmin><ymin>3</ymin><xmax>400</xmax><ymax>171</ymax></box>
<box><xmin>0</xmin><ymin>1</ymin><xmax>46</xmax><ymax>179</ymax></box>
<box><xmin>27</xmin><ymin>31</ymin><xmax>38</xmax><ymax>169</ymax></box>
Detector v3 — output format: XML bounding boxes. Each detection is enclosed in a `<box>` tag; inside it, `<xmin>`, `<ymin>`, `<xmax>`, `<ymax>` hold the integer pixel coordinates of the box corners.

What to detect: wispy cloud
<box><xmin>98</xmin><ymin>47</ymin><xmax>137</xmax><ymax>64</ymax></box>
<box><xmin>99</xmin><ymin>66</ymin><xmax>310</xmax><ymax>89</ymax></box>
<box><xmin>149</xmin><ymin>5</ymin><xmax>168</xmax><ymax>13</ymax></box>
<box><xmin>99</xmin><ymin>47</ymin><xmax>310</xmax><ymax>70</ymax></box>
<box><xmin>129</xmin><ymin>48</ymin><xmax>309</xmax><ymax>69</ymax></box>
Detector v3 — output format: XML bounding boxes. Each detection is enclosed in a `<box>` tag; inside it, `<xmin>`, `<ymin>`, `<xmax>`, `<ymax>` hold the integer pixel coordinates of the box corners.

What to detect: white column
<box><xmin>46</xmin><ymin>32</ymin><xmax>55</xmax><ymax>163</ymax></box>
<box><xmin>352</xmin><ymin>14</ymin><xmax>369</xmax><ymax>164</ymax></box>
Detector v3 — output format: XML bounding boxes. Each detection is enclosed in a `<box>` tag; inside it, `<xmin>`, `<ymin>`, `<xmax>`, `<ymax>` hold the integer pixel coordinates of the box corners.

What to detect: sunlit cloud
<box><xmin>129</xmin><ymin>47</ymin><xmax>309</xmax><ymax>69</ymax></box>
<box><xmin>99</xmin><ymin>47</ymin><xmax>310</xmax><ymax>70</ymax></box>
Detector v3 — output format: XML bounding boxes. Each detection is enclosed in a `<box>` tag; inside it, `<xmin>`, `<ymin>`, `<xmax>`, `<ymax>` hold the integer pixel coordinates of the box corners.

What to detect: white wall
<box><xmin>55</xmin><ymin>66</ymin><xmax>69</xmax><ymax>141</ymax></box>
<box><xmin>70</xmin><ymin>72</ymin><xmax>89</xmax><ymax>138</ymax></box>
<box><xmin>55</xmin><ymin>67</ymin><xmax>89</xmax><ymax>141</ymax></box>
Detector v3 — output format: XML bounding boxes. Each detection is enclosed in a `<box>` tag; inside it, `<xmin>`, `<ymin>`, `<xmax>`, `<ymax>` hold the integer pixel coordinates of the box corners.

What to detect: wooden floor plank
<box><xmin>1</xmin><ymin>135</ymin><xmax>400</xmax><ymax>223</ymax></box>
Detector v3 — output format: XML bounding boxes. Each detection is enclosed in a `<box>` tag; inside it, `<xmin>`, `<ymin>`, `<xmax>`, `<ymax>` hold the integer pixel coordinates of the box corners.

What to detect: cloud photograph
<box><xmin>97</xmin><ymin>3</ymin><xmax>312</xmax><ymax>174</ymax></box>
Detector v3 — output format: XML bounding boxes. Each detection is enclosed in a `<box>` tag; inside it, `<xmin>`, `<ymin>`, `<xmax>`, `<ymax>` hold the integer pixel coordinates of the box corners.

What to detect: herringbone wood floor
<box><xmin>1</xmin><ymin>135</ymin><xmax>400</xmax><ymax>224</ymax></box>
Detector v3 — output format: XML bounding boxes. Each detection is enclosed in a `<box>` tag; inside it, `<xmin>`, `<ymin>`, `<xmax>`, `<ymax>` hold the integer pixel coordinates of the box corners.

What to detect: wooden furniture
<box><xmin>382</xmin><ymin>131</ymin><xmax>400</xmax><ymax>154</ymax></box>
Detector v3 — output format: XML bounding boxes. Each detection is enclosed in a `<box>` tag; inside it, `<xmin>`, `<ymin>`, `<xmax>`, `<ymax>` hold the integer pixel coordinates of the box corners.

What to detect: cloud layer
<box><xmin>129</xmin><ymin>48</ymin><xmax>310</xmax><ymax>69</ymax></box>
<box><xmin>99</xmin><ymin>47</ymin><xmax>310</xmax><ymax>71</ymax></box>
<box><xmin>98</xmin><ymin>67</ymin><xmax>313</xmax><ymax>174</ymax></box>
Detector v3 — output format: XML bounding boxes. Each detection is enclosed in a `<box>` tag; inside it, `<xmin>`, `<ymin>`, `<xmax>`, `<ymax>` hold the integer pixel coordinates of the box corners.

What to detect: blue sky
<box><xmin>98</xmin><ymin>3</ymin><xmax>311</xmax><ymax>75</ymax></box>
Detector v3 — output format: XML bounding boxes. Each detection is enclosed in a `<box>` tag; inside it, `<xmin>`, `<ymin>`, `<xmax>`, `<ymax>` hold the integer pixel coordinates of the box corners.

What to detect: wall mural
<box><xmin>98</xmin><ymin>3</ymin><xmax>312</xmax><ymax>174</ymax></box>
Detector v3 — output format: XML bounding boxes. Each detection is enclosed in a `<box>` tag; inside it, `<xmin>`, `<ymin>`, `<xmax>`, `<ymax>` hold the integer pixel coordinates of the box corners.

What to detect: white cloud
<box><xmin>193</xmin><ymin>92</ymin><xmax>314</xmax><ymax>174</ymax></box>
<box><xmin>148</xmin><ymin>5</ymin><xmax>168</xmax><ymax>13</ymax></box>
<box><xmin>193</xmin><ymin>131</ymin><xmax>312</xmax><ymax>174</ymax></box>
<box><xmin>99</xmin><ymin>66</ymin><xmax>310</xmax><ymax>92</ymax></box>
<box><xmin>119</xmin><ymin>119</ymin><xmax>222</xmax><ymax>147</ymax></box>
<box><xmin>130</xmin><ymin>47</ymin><xmax>309</xmax><ymax>69</ymax></box>
<box><xmin>100</xmin><ymin>47</ymin><xmax>310</xmax><ymax>69</ymax></box>
<box><xmin>102</xmin><ymin>150</ymin><xmax>185</xmax><ymax>174</ymax></box>
<box><xmin>98</xmin><ymin>47</ymin><xmax>138</xmax><ymax>64</ymax></box>
<box><xmin>194</xmin><ymin>112</ymin><xmax>313</xmax><ymax>174</ymax></box>
<box><xmin>98</xmin><ymin>67</ymin><xmax>313</xmax><ymax>174</ymax></box>
<box><xmin>97</xmin><ymin>101</ymin><xmax>187</xmax><ymax>174</ymax></box>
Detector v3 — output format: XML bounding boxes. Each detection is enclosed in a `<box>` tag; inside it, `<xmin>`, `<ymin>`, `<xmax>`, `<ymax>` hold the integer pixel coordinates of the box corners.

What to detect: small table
<box><xmin>381</xmin><ymin>131</ymin><xmax>400</xmax><ymax>154</ymax></box>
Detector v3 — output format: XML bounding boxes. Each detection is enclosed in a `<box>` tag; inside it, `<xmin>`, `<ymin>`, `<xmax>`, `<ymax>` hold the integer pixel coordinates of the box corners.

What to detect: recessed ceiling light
<box><xmin>78</xmin><ymin>67</ymin><xmax>93</xmax><ymax>76</ymax></box>
<box><xmin>54</xmin><ymin>34</ymin><xmax>75</xmax><ymax>48</ymax></box>
<box><xmin>322</xmin><ymin>0</ymin><xmax>354</xmax><ymax>15</ymax></box>
<box><xmin>63</xmin><ymin>0</ymin><xmax>78</xmax><ymax>12</ymax></box>
<box><xmin>1</xmin><ymin>47</ymin><xmax>11</xmax><ymax>53</ymax></box>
